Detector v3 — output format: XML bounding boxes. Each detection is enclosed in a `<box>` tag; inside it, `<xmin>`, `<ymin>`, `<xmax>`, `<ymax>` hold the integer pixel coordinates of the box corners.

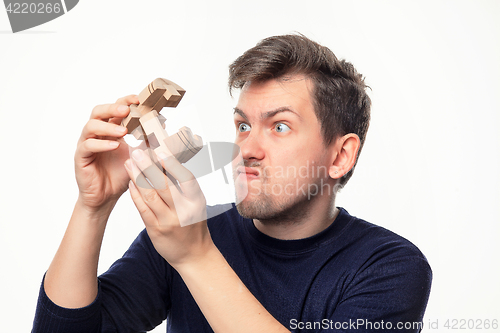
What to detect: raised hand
<box><xmin>75</xmin><ymin>95</ymin><xmax>140</xmax><ymax>212</ymax></box>
<box><xmin>124</xmin><ymin>148</ymin><xmax>210</xmax><ymax>268</ymax></box>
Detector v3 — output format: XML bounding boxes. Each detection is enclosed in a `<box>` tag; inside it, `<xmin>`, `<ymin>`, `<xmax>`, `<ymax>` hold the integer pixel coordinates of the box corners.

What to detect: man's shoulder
<box><xmin>205</xmin><ymin>204</ymin><xmax>428</xmax><ymax>259</ymax></box>
<box><xmin>317</xmin><ymin>210</ymin><xmax>432</xmax><ymax>319</ymax></box>
<box><xmin>205</xmin><ymin>204</ymin><xmax>431</xmax><ymax>274</ymax></box>
<box><xmin>346</xmin><ymin>210</ymin><xmax>426</xmax><ymax>258</ymax></box>
<box><xmin>336</xmin><ymin>208</ymin><xmax>432</xmax><ymax>278</ymax></box>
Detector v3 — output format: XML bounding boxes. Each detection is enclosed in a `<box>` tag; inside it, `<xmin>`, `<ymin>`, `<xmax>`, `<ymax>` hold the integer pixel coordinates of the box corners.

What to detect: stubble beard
<box><xmin>235</xmin><ymin>173</ymin><xmax>325</xmax><ymax>226</ymax></box>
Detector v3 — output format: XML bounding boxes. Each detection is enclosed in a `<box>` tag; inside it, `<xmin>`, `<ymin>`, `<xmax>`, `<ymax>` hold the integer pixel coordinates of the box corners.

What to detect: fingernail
<box><xmin>115</xmin><ymin>126</ymin><xmax>127</xmax><ymax>134</ymax></box>
<box><xmin>118</xmin><ymin>105</ymin><xmax>128</xmax><ymax>112</ymax></box>
<box><xmin>124</xmin><ymin>159</ymin><xmax>132</xmax><ymax>170</ymax></box>
<box><xmin>132</xmin><ymin>149</ymin><xmax>144</xmax><ymax>161</ymax></box>
<box><xmin>109</xmin><ymin>141</ymin><xmax>119</xmax><ymax>148</ymax></box>
<box><xmin>157</xmin><ymin>152</ymin><xmax>168</xmax><ymax>160</ymax></box>
<box><xmin>129</xmin><ymin>180</ymin><xmax>137</xmax><ymax>190</ymax></box>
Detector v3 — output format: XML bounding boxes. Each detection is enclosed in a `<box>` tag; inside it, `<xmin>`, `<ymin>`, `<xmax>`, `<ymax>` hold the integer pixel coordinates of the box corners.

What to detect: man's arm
<box><xmin>175</xmin><ymin>244</ymin><xmax>290</xmax><ymax>332</ymax></box>
<box><xmin>125</xmin><ymin>149</ymin><xmax>290</xmax><ymax>332</ymax></box>
<box><xmin>34</xmin><ymin>228</ymin><xmax>172</xmax><ymax>332</ymax></box>
<box><xmin>32</xmin><ymin>95</ymin><xmax>179</xmax><ymax>333</ymax></box>
<box><xmin>44</xmin><ymin>199</ymin><xmax>110</xmax><ymax>308</ymax></box>
<box><xmin>43</xmin><ymin>95</ymin><xmax>137</xmax><ymax>308</ymax></box>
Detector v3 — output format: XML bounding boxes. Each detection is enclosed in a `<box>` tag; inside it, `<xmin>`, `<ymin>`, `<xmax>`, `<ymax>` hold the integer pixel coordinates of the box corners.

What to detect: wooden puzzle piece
<box><xmin>137</xmin><ymin>78</ymin><xmax>186</xmax><ymax>113</ymax></box>
<box><xmin>164</xmin><ymin>127</ymin><xmax>203</xmax><ymax>163</ymax></box>
<box><xmin>122</xmin><ymin>104</ymin><xmax>142</xmax><ymax>134</ymax></box>
<box><xmin>122</xmin><ymin>78</ymin><xmax>185</xmax><ymax>133</ymax></box>
<box><xmin>140</xmin><ymin>110</ymin><xmax>170</xmax><ymax>154</ymax></box>
<box><xmin>122</xmin><ymin>78</ymin><xmax>202</xmax><ymax>168</ymax></box>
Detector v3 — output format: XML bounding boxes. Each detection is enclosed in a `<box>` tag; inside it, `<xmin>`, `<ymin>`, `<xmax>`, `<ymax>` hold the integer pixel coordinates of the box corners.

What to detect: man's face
<box><xmin>232</xmin><ymin>76</ymin><xmax>333</xmax><ymax>223</ymax></box>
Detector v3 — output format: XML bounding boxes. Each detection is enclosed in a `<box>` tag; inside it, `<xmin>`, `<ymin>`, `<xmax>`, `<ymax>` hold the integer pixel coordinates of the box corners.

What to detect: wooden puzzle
<box><xmin>122</xmin><ymin>78</ymin><xmax>203</xmax><ymax>167</ymax></box>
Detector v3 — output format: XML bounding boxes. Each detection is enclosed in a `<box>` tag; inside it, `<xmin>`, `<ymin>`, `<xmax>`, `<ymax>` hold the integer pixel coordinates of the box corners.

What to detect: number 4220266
<box><xmin>6</xmin><ymin>3</ymin><xmax>62</xmax><ymax>14</ymax></box>
<box><xmin>444</xmin><ymin>319</ymin><xmax>498</xmax><ymax>330</ymax></box>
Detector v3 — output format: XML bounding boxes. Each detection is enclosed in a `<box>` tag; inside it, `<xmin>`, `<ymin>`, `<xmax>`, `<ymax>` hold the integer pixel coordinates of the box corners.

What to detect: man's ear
<box><xmin>328</xmin><ymin>134</ymin><xmax>360</xmax><ymax>179</ymax></box>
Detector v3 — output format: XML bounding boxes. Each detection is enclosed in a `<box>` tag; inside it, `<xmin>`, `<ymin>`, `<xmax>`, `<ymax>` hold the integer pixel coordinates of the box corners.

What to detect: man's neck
<box><xmin>253</xmin><ymin>197</ymin><xmax>339</xmax><ymax>240</ymax></box>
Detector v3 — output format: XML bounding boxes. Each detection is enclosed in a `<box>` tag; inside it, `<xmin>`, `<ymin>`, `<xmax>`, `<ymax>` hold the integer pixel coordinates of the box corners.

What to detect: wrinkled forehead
<box><xmin>236</xmin><ymin>76</ymin><xmax>314</xmax><ymax>117</ymax></box>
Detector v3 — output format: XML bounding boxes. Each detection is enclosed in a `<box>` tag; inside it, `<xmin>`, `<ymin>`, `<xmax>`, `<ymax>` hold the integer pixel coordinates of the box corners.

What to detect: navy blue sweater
<box><xmin>32</xmin><ymin>206</ymin><xmax>432</xmax><ymax>332</ymax></box>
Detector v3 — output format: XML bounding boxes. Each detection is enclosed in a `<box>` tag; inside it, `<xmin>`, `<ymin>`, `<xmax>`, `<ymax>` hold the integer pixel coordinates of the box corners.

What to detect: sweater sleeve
<box><xmin>324</xmin><ymin>241</ymin><xmax>432</xmax><ymax>333</ymax></box>
<box><xmin>32</xmin><ymin>229</ymin><xmax>172</xmax><ymax>333</ymax></box>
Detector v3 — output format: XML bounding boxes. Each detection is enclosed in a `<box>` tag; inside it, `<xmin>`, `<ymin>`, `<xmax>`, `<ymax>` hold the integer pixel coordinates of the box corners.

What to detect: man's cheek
<box><xmin>250</xmin><ymin>180</ymin><xmax>262</xmax><ymax>196</ymax></box>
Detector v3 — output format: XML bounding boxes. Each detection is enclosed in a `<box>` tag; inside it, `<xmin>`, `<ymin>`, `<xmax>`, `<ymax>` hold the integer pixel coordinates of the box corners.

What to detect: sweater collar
<box><xmin>239</xmin><ymin>207</ymin><xmax>353</xmax><ymax>254</ymax></box>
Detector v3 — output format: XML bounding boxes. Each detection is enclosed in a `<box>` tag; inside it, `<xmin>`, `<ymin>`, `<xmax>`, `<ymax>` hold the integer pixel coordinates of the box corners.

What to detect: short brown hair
<box><xmin>228</xmin><ymin>34</ymin><xmax>371</xmax><ymax>186</ymax></box>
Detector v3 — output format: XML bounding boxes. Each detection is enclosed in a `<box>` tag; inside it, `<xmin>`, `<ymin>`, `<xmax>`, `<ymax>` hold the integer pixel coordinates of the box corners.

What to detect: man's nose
<box><xmin>239</xmin><ymin>131</ymin><xmax>265</xmax><ymax>162</ymax></box>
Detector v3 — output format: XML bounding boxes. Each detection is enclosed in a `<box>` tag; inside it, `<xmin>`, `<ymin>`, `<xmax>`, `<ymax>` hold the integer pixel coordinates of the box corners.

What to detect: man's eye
<box><xmin>275</xmin><ymin>123</ymin><xmax>291</xmax><ymax>133</ymax></box>
<box><xmin>238</xmin><ymin>123</ymin><xmax>251</xmax><ymax>132</ymax></box>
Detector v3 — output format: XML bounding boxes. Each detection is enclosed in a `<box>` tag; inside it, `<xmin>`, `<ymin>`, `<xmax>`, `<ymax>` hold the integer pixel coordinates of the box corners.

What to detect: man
<box><xmin>33</xmin><ymin>34</ymin><xmax>431</xmax><ymax>332</ymax></box>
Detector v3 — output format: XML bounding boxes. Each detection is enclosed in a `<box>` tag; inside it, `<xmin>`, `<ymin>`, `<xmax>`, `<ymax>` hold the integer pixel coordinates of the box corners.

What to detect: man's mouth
<box><xmin>236</xmin><ymin>166</ymin><xmax>260</xmax><ymax>179</ymax></box>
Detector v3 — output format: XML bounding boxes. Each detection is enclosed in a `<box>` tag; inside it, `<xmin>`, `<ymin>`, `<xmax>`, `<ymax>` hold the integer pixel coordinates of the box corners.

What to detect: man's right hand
<box><xmin>75</xmin><ymin>95</ymin><xmax>140</xmax><ymax>213</ymax></box>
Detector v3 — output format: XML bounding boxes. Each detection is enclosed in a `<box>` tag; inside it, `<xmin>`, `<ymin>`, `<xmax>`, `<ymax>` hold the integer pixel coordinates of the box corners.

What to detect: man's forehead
<box><xmin>235</xmin><ymin>77</ymin><xmax>313</xmax><ymax>122</ymax></box>
<box><xmin>240</xmin><ymin>75</ymin><xmax>310</xmax><ymax>93</ymax></box>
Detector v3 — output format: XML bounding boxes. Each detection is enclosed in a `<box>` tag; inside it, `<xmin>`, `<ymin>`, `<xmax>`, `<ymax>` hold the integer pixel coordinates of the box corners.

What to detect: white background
<box><xmin>1</xmin><ymin>1</ymin><xmax>499</xmax><ymax>332</ymax></box>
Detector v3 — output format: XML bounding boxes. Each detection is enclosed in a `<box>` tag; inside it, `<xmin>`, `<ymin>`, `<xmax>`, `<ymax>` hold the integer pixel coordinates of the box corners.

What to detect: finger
<box><xmin>90</xmin><ymin>103</ymin><xmax>130</xmax><ymax>121</ymax></box>
<box><xmin>125</xmin><ymin>157</ymin><xmax>177</xmax><ymax>222</ymax></box>
<box><xmin>131</xmin><ymin>150</ymin><xmax>170</xmax><ymax>190</ymax></box>
<box><xmin>115</xmin><ymin>94</ymin><xmax>139</xmax><ymax>106</ymax></box>
<box><xmin>109</xmin><ymin>117</ymin><xmax>124</xmax><ymax>126</ymax></box>
<box><xmin>156</xmin><ymin>151</ymin><xmax>200</xmax><ymax>194</ymax></box>
<box><xmin>132</xmin><ymin>149</ymin><xmax>177</xmax><ymax>193</ymax></box>
<box><xmin>128</xmin><ymin>180</ymin><xmax>160</xmax><ymax>229</ymax></box>
<box><xmin>77</xmin><ymin>138</ymin><xmax>121</xmax><ymax>158</ymax></box>
<box><xmin>129</xmin><ymin>150</ymin><xmax>176</xmax><ymax>206</ymax></box>
<box><xmin>80</xmin><ymin>119</ymin><xmax>128</xmax><ymax>141</ymax></box>
<box><xmin>124</xmin><ymin>157</ymin><xmax>154</xmax><ymax>190</ymax></box>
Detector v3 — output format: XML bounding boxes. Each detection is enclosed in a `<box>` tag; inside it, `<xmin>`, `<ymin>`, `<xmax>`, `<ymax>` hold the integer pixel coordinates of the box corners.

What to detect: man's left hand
<box><xmin>124</xmin><ymin>148</ymin><xmax>212</xmax><ymax>269</ymax></box>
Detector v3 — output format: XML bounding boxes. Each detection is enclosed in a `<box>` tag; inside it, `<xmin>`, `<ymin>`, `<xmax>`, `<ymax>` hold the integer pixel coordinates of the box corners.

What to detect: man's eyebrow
<box><xmin>233</xmin><ymin>107</ymin><xmax>248</xmax><ymax>121</ymax></box>
<box><xmin>233</xmin><ymin>106</ymin><xmax>301</xmax><ymax>121</ymax></box>
<box><xmin>261</xmin><ymin>107</ymin><xmax>301</xmax><ymax>120</ymax></box>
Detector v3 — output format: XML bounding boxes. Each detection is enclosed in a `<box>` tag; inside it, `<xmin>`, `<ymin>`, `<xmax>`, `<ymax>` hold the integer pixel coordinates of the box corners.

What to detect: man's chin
<box><xmin>235</xmin><ymin>198</ymin><xmax>271</xmax><ymax>220</ymax></box>
<box><xmin>235</xmin><ymin>191</ymin><xmax>312</xmax><ymax>225</ymax></box>
<box><xmin>235</xmin><ymin>196</ymin><xmax>291</xmax><ymax>221</ymax></box>
<box><xmin>235</xmin><ymin>200</ymin><xmax>258</xmax><ymax>219</ymax></box>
